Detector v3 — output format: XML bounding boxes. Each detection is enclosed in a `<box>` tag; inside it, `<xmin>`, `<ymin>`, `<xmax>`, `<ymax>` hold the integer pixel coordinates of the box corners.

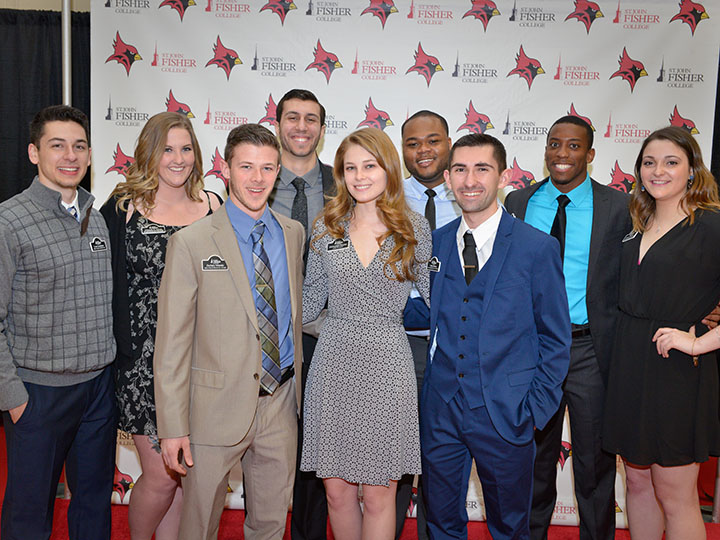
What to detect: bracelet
<box><xmin>692</xmin><ymin>337</ymin><xmax>699</xmax><ymax>367</ymax></box>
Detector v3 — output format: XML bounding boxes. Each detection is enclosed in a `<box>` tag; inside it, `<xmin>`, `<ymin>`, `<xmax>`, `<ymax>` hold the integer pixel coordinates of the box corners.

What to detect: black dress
<box><xmin>603</xmin><ymin>209</ymin><xmax>720</xmax><ymax>466</ymax></box>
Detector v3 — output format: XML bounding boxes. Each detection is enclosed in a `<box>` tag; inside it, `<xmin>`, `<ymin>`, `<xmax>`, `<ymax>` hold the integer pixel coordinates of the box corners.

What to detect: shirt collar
<box><xmin>406</xmin><ymin>176</ymin><xmax>456</xmax><ymax>201</ymax></box>
<box><xmin>60</xmin><ymin>191</ymin><xmax>79</xmax><ymax>211</ymax></box>
<box><xmin>545</xmin><ymin>174</ymin><xmax>592</xmax><ymax>207</ymax></box>
<box><xmin>457</xmin><ymin>205</ymin><xmax>503</xmax><ymax>246</ymax></box>
<box><xmin>279</xmin><ymin>158</ymin><xmax>321</xmax><ymax>187</ymax></box>
<box><xmin>225</xmin><ymin>198</ymin><xmax>277</xmax><ymax>242</ymax></box>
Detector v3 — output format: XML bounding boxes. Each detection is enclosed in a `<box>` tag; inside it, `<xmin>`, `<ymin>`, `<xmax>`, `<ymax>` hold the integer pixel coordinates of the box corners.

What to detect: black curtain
<box><xmin>0</xmin><ymin>9</ymin><xmax>90</xmax><ymax>203</ymax></box>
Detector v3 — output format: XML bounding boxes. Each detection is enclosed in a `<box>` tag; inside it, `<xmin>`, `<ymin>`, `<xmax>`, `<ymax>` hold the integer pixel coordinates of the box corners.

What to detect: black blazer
<box><xmin>504</xmin><ymin>178</ymin><xmax>631</xmax><ymax>383</ymax></box>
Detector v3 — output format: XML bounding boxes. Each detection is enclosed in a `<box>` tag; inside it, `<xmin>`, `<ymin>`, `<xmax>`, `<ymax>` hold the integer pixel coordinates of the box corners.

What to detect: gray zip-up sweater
<box><xmin>0</xmin><ymin>178</ymin><xmax>115</xmax><ymax>410</ymax></box>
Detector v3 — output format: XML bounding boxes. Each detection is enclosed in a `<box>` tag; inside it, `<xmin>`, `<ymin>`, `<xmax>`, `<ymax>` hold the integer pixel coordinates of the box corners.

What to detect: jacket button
<box><xmin>459</xmin><ymin>354</ymin><xmax>464</xmax><ymax>359</ymax></box>
<box><xmin>256</xmin><ymin>334</ymin><xmax>260</xmax><ymax>341</ymax></box>
<box><xmin>460</xmin><ymin>335</ymin><xmax>466</xmax><ymax>340</ymax></box>
<box><xmin>253</xmin><ymin>373</ymin><xmax>259</xmax><ymax>380</ymax></box>
<box><xmin>463</xmin><ymin>298</ymin><xmax>469</xmax><ymax>303</ymax></box>
<box><xmin>458</xmin><ymin>373</ymin><xmax>464</xmax><ymax>378</ymax></box>
<box><xmin>461</xmin><ymin>316</ymin><xmax>467</xmax><ymax>321</ymax></box>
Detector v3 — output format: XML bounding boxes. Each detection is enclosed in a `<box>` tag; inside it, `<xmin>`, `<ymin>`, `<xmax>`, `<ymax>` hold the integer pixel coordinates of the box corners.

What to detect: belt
<box><xmin>571</xmin><ymin>324</ymin><xmax>591</xmax><ymax>339</ymax></box>
<box><xmin>259</xmin><ymin>366</ymin><xmax>295</xmax><ymax>396</ymax></box>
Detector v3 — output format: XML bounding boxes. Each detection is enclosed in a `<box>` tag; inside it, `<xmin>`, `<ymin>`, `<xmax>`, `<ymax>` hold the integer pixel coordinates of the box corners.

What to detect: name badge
<box><xmin>89</xmin><ymin>237</ymin><xmax>108</xmax><ymax>252</ymax></box>
<box><xmin>141</xmin><ymin>223</ymin><xmax>167</xmax><ymax>235</ymax></box>
<box><xmin>202</xmin><ymin>255</ymin><xmax>228</xmax><ymax>271</ymax></box>
<box><xmin>327</xmin><ymin>238</ymin><xmax>350</xmax><ymax>252</ymax></box>
<box><xmin>622</xmin><ymin>231</ymin><xmax>639</xmax><ymax>243</ymax></box>
<box><xmin>427</xmin><ymin>256</ymin><xmax>441</xmax><ymax>272</ymax></box>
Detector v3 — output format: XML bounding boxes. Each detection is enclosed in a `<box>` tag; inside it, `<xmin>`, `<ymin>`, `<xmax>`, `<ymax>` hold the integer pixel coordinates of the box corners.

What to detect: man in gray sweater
<box><xmin>0</xmin><ymin>105</ymin><xmax>116</xmax><ymax>540</ymax></box>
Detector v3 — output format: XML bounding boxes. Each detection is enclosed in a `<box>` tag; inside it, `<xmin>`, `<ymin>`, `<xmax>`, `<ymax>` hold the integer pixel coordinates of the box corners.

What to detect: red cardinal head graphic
<box><xmin>106</xmin><ymin>144</ymin><xmax>135</xmax><ymax>175</ymax></box>
<box><xmin>670</xmin><ymin>0</ymin><xmax>709</xmax><ymax>35</ymax></box>
<box><xmin>558</xmin><ymin>441</ymin><xmax>573</xmax><ymax>470</ymax></box>
<box><xmin>568</xmin><ymin>104</ymin><xmax>595</xmax><ymax>131</ymax></box>
<box><xmin>205</xmin><ymin>36</ymin><xmax>241</xmax><ymax>80</ymax></box>
<box><xmin>159</xmin><ymin>0</ymin><xmax>197</xmax><ymax>21</ymax></box>
<box><xmin>669</xmin><ymin>105</ymin><xmax>699</xmax><ymax>135</ymax></box>
<box><xmin>609</xmin><ymin>47</ymin><xmax>647</xmax><ymax>92</ymax></box>
<box><xmin>608</xmin><ymin>160</ymin><xmax>635</xmax><ymax>193</ymax></box>
<box><xmin>457</xmin><ymin>101</ymin><xmax>494</xmax><ymax>134</ymax></box>
<box><xmin>565</xmin><ymin>0</ymin><xmax>604</xmax><ymax>33</ymax></box>
<box><xmin>507</xmin><ymin>157</ymin><xmax>536</xmax><ymax>190</ymax></box>
<box><xmin>105</xmin><ymin>32</ymin><xmax>142</xmax><ymax>76</ymax></box>
<box><xmin>406</xmin><ymin>43</ymin><xmax>443</xmax><ymax>87</ymax></box>
<box><xmin>305</xmin><ymin>40</ymin><xmax>343</xmax><ymax>84</ymax></box>
<box><xmin>204</xmin><ymin>147</ymin><xmax>229</xmax><ymax>188</ymax></box>
<box><xmin>462</xmin><ymin>0</ymin><xmax>500</xmax><ymax>31</ymax></box>
<box><xmin>258</xmin><ymin>94</ymin><xmax>277</xmax><ymax>126</ymax></box>
<box><xmin>113</xmin><ymin>465</ymin><xmax>135</xmax><ymax>501</ymax></box>
<box><xmin>165</xmin><ymin>90</ymin><xmax>195</xmax><ymax>118</ymax></box>
<box><xmin>361</xmin><ymin>0</ymin><xmax>399</xmax><ymax>29</ymax></box>
<box><xmin>357</xmin><ymin>98</ymin><xmax>393</xmax><ymax>130</ymax></box>
<box><xmin>507</xmin><ymin>46</ymin><xmax>545</xmax><ymax>90</ymax></box>
<box><xmin>259</xmin><ymin>0</ymin><xmax>297</xmax><ymax>25</ymax></box>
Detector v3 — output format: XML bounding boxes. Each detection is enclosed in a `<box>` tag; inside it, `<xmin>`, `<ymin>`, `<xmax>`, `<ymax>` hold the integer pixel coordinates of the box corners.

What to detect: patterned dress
<box><xmin>300</xmin><ymin>211</ymin><xmax>431</xmax><ymax>485</ymax></box>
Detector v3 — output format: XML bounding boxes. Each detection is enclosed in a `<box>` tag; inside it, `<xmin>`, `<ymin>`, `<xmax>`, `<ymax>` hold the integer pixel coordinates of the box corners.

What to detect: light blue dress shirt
<box><xmin>403</xmin><ymin>176</ymin><xmax>462</xmax><ymax>229</ymax></box>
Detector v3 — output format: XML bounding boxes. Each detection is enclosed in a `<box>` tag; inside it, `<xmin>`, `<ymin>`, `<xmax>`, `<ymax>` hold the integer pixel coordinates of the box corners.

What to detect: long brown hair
<box><xmin>630</xmin><ymin>126</ymin><xmax>720</xmax><ymax>232</ymax></box>
<box><xmin>318</xmin><ymin>128</ymin><xmax>418</xmax><ymax>281</ymax></box>
<box><xmin>111</xmin><ymin>112</ymin><xmax>204</xmax><ymax>213</ymax></box>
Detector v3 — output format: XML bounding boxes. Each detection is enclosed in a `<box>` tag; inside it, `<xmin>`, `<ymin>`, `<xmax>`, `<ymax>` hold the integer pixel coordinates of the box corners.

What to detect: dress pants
<box><xmin>1</xmin><ymin>366</ymin><xmax>116</xmax><ymax>540</ymax></box>
<box><xmin>530</xmin><ymin>332</ymin><xmax>616</xmax><ymax>540</ymax></box>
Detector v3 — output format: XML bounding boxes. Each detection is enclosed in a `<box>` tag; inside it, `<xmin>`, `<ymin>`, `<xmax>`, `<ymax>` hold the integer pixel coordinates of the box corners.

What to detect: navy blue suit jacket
<box><xmin>405</xmin><ymin>210</ymin><xmax>571</xmax><ymax>445</ymax></box>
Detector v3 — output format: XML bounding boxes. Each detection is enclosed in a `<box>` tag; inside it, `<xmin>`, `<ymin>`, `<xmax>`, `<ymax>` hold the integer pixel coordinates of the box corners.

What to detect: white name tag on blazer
<box><xmin>622</xmin><ymin>231</ymin><xmax>639</xmax><ymax>243</ymax></box>
<box><xmin>89</xmin><ymin>237</ymin><xmax>108</xmax><ymax>252</ymax></box>
<box><xmin>427</xmin><ymin>256</ymin><xmax>441</xmax><ymax>272</ymax></box>
<box><xmin>140</xmin><ymin>223</ymin><xmax>167</xmax><ymax>235</ymax></box>
<box><xmin>327</xmin><ymin>238</ymin><xmax>350</xmax><ymax>251</ymax></box>
<box><xmin>201</xmin><ymin>255</ymin><xmax>228</xmax><ymax>271</ymax></box>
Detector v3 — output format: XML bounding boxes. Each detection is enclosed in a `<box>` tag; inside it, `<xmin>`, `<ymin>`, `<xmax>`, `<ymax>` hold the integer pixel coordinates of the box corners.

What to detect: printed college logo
<box><xmin>608</xmin><ymin>161</ymin><xmax>634</xmax><ymax>193</ymax></box>
<box><xmin>457</xmin><ymin>101</ymin><xmax>493</xmax><ymax>134</ymax></box>
<box><xmin>406</xmin><ymin>43</ymin><xmax>443</xmax><ymax>87</ymax></box>
<box><xmin>503</xmin><ymin>111</ymin><xmax>549</xmax><ymax>141</ymax></box>
<box><xmin>258</xmin><ymin>94</ymin><xmax>277</xmax><ymax>126</ymax></box>
<box><xmin>113</xmin><ymin>465</ymin><xmax>135</xmax><ymax>502</ymax></box>
<box><xmin>105</xmin><ymin>32</ymin><xmax>142</xmax><ymax>76</ymax></box>
<box><xmin>553</xmin><ymin>55</ymin><xmax>601</xmax><ymax>87</ymax></box>
<box><xmin>656</xmin><ymin>58</ymin><xmax>705</xmax><ymax>89</ymax></box>
<box><xmin>351</xmin><ymin>49</ymin><xmax>399</xmax><ymax>81</ymax></box>
<box><xmin>568</xmin><ymin>103</ymin><xmax>594</xmax><ymax>130</ymax></box>
<box><xmin>205</xmin><ymin>0</ymin><xmax>250</xmax><ymax>17</ymax></box>
<box><xmin>324</xmin><ymin>113</ymin><xmax>349</xmax><ymax>135</ymax></box>
<box><xmin>305</xmin><ymin>40</ymin><xmax>342</xmax><ymax>84</ymax></box>
<box><xmin>558</xmin><ymin>441</ymin><xmax>572</xmax><ymax>470</ymax></box>
<box><xmin>306</xmin><ymin>1</ymin><xmax>351</xmax><ymax>21</ymax></box>
<box><xmin>451</xmin><ymin>52</ymin><xmax>498</xmax><ymax>84</ymax></box>
<box><xmin>205</xmin><ymin>36</ymin><xmax>242</xmax><ymax>80</ymax></box>
<box><xmin>150</xmin><ymin>42</ymin><xmax>199</xmax><ymax>73</ymax></box>
<box><xmin>103</xmin><ymin>0</ymin><xmax>151</xmax><ymax>14</ymax></box>
<box><xmin>670</xmin><ymin>0</ymin><xmax>708</xmax><ymax>35</ymax></box>
<box><xmin>612</xmin><ymin>2</ymin><xmax>661</xmax><ymax>30</ymax></box>
<box><xmin>462</xmin><ymin>0</ymin><xmax>500</xmax><ymax>31</ymax></box>
<box><xmin>205</xmin><ymin>148</ymin><xmax>229</xmax><ymax>188</ymax></box>
<box><xmin>407</xmin><ymin>1</ymin><xmax>454</xmax><ymax>26</ymax></box>
<box><xmin>361</xmin><ymin>0</ymin><xmax>398</xmax><ymax>28</ymax></box>
<box><xmin>251</xmin><ymin>46</ymin><xmax>296</xmax><ymax>77</ymax></box>
<box><xmin>603</xmin><ymin>112</ymin><xmax>651</xmax><ymax>144</ymax></box>
<box><xmin>166</xmin><ymin>90</ymin><xmax>194</xmax><ymax>117</ymax></box>
<box><xmin>508</xmin><ymin>1</ymin><xmax>556</xmax><ymax>27</ymax></box>
<box><xmin>260</xmin><ymin>0</ymin><xmax>297</xmax><ymax>25</ymax></box>
<box><xmin>106</xmin><ymin>144</ymin><xmax>135</xmax><ymax>175</ymax></box>
<box><xmin>507</xmin><ymin>46</ymin><xmax>544</xmax><ymax>90</ymax></box>
<box><xmin>203</xmin><ymin>102</ymin><xmax>248</xmax><ymax>130</ymax></box>
<box><xmin>357</xmin><ymin>98</ymin><xmax>393</xmax><ymax>130</ymax></box>
<box><xmin>609</xmin><ymin>48</ymin><xmax>646</xmax><ymax>92</ymax></box>
<box><xmin>507</xmin><ymin>158</ymin><xmax>535</xmax><ymax>190</ymax></box>
<box><xmin>159</xmin><ymin>0</ymin><xmax>196</xmax><ymax>21</ymax></box>
<box><xmin>104</xmin><ymin>96</ymin><xmax>150</xmax><ymax>127</ymax></box>
<box><xmin>565</xmin><ymin>0</ymin><xmax>603</xmax><ymax>34</ymax></box>
<box><xmin>669</xmin><ymin>105</ymin><xmax>698</xmax><ymax>134</ymax></box>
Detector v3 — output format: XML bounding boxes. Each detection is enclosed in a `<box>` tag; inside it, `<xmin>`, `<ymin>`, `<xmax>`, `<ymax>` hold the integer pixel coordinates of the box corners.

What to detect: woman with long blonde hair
<box><xmin>100</xmin><ymin>112</ymin><xmax>222</xmax><ymax>540</ymax></box>
<box><xmin>301</xmin><ymin>127</ymin><xmax>431</xmax><ymax>540</ymax></box>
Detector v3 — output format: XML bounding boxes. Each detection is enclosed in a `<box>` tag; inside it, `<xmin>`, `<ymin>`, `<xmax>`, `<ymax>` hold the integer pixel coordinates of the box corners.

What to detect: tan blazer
<box><xmin>154</xmin><ymin>205</ymin><xmax>304</xmax><ymax>447</ymax></box>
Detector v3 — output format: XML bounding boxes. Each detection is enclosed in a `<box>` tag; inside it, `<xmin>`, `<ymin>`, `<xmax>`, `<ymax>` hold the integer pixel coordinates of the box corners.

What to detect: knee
<box><xmin>362</xmin><ymin>489</ymin><xmax>394</xmax><ymax>517</ymax></box>
<box><xmin>624</xmin><ymin>468</ymin><xmax>653</xmax><ymax>498</ymax></box>
<box><xmin>325</xmin><ymin>485</ymin><xmax>355</xmax><ymax>511</ymax></box>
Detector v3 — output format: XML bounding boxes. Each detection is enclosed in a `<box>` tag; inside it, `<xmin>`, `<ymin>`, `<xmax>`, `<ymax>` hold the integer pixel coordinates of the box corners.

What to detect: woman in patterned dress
<box><xmin>101</xmin><ymin>112</ymin><xmax>221</xmax><ymax>540</ymax></box>
<box><xmin>301</xmin><ymin>128</ymin><xmax>431</xmax><ymax>540</ymax></box>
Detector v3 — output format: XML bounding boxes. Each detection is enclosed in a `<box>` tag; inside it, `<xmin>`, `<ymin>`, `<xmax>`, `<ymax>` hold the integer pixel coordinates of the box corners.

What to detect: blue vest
<box><xmin>431</xmin><ymin>245</ymin><xmax>489</xmax><ymax>409</ymax></box>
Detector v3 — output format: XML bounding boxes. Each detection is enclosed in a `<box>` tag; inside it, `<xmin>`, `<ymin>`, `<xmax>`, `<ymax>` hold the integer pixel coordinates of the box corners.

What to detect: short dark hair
<box><xmin>29</xmin><ymin>105</ymin><xmax>90</xmax><ymax>146</ymax></box>
<box><xmin>276</xmin><ymin>89</ymin><xmax>326</xmax><ymax>126</ymax></box>
<box><xmin>449</xmin><ymin>133</ymin><xmax>507</xmax><ymax>171</ymax></box>
<box><xmin>224</xmin><ymin>123</ymin><xmax>280</xmax><ymax>163</ymax></box>
<box><xmin>401</xmin><ymin>110</ymin><xmax>449</xmax><ymax>138</ymax></box>
<box><xmin>548</xmin><ymin>115</ymin><xmax>594</xmax><ymax>148</ymax></box>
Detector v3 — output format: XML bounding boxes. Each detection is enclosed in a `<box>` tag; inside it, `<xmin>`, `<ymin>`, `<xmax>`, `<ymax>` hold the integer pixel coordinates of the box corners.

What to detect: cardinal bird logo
<box><xmin>259</xmin><ymin>0</ymin><xmax>297</xmax><ymax>25</ymax></box>
<box><xmin>507</xmin><ymin>46</ymin><xmax>545</xmax><ymax>90</ymax></box>
<box><xmin>357</xmin><ymin>98</ymin><xmax>393</xmax><ymax>131</ymax></box>
<box><xmin>361</xmin><ymin>0</ymin><xmax>399</xmax><ymax>29</ymax></box>
<box><xmin>558</xmin><ymin>441</ymin><xmax>572</xmax><ymax>470</ymax></box>
<box><xmin>159</xmin><ymin>0</ymin><xmax>197</xmax><ymax>21</ymax></box>
<box><xmin>165</xmin><ymin>90</ymin><xmax>195</xmax><ymax>118</ymax></box>
<box><xmin>568</xmin><ymin>104</ymin><xmax>595</xmax><ymax>131</ymax></box>
<box><xmin>406</xmin><ymin>43</ymin><xmax>443</xmax><ymax>87</ymax></box>
<box><xmin>669</xmin><ymin>105</ymin><xmax>699</xmax><ymax>134</ymax></box>
<box><xmin>507</xmin><ymin>158</ymin><xmax>536</xmax><ymax>190</ymax></box>
<box><xmin>106</xmin><ymin>144</ymin><xmax>135</xmax><ymax>176</ymax></box>
<box><xmin>609</xmin><ymin>48</ymin><xmax>647</xmax><ymax>92</ymax></box>
<box><xmin>113</xmin><ymin>465</ymin><xmax>135</xmax><ymax>501</ymax></box>
<box><xmin>457</xmin><ymin>101</ymin><xmax>494</xmax><ymax>134</ymax></box>
<box><xmin>670</xmin><ymin>0</ymin><xmax>708</xmax><ymax>35</ymax></box>
<box><xmin>609</xmin><ymin>161</ymin><xmax>635</xmax><ymax>193</ymax></box>
<box><xmin>258</xmin><ymin>94</ymin><xmax>277</xmax><ymax>126</ymax></box>
<box><xmin>204</xmin><ymin>148</ymin><xmax>229</xmax><ymax>188</ymax></box>
<box><xmin>105</xmin><ymin>32</ymin><xmax>142</xmax><ymax>76</ymax></box>
<box><xmin>462</xmin><ymin>0</ymin><xmax>500</xmax><ymax>31</ymax></box>
<box><xmin>305</xmin><ymin>40</ymin><xmax>343</xmax><ymax>84</ymax></box>
<box><xmin>205</xmin><ymin>36</ymin><xmax>241</xmax><ymax>80</ymax></box>
<box><xmin>565</xmin><ymin>0</ymin><xmax>604</xmax><ymax>33</ymax></box>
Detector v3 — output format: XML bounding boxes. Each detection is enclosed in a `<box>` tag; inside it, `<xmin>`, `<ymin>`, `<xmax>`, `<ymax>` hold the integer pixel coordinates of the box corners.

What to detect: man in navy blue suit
<box><xmin>405</xmin><ymin>133</ymin><xmax>571</xmax><ymax>539</ymax></box>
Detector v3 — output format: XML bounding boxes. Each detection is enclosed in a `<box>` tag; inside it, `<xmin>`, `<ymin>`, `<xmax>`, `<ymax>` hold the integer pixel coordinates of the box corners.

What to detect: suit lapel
<box><xmin>320</xmin><ymin>162</ymin><xmax>335</xmax><ymax>198</ymax></box>
<box><xmin>587</xmin><ymin>179</ymin><xmax>610</xmax><ymax>291</ymax></box>
<box><xmin>508</xmin><ymin>179</ymin><xmax>547</xmax><ymax>220</ymax></box>
<box><xmin>431</xmin><ymin>219</ymin><xmax>460</xmax><ymax>329</ymax></box>
<box><xmin>480</xmin><ymin>211</ymin><xmax>513</xmax><ymax>321</ymax></box>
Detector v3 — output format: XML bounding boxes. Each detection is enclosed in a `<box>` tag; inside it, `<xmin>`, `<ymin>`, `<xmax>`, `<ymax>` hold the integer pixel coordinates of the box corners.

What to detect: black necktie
<box><xmin>424</xmin><ymin>188</ymin><xmax>437</xmax><ymax>230</ymax></box>
<box><xmin>550</xmin><ymin>194</ymin><xmax>571</xmax><ymax>263</ymax></box>
<box><xmin>462</xmin><ymin>231</ymin><xmax>478</xmax><ymax>285</ymax></box>
<box><xmin>291</xmin><ymin>177</ymin><xmax>308</xmax><ymax>232</ymax></box>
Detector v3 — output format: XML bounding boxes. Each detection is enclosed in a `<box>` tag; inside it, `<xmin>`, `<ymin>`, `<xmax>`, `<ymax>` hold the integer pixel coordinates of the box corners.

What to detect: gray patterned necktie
<box><xmin>291</xmin><ymin>177</ymin><xmax>308</xmax><ymax>232</ymax></box>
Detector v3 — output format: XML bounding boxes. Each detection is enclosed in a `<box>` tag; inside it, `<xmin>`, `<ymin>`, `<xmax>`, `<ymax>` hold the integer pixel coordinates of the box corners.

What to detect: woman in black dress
<box><xmin>101</xmin><ymin>112</ymin><xmax>221</xmax><ymax>540</ymax></box>
<box><xmin>603</xmin><ymin>126</ymin><xmax>720</xmax><ymax>540</ymax></box>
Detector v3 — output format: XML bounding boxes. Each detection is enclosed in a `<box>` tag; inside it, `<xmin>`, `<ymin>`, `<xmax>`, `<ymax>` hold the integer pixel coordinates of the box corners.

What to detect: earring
<box><xmin>640</xmin><ymin>184</ymin><xmax>645</xmax><ymax>192</ymax></box>
<box><xmin>688</xmin><ymin>174</ymin><xmax>695</xmax><ymax>189</ymax></box>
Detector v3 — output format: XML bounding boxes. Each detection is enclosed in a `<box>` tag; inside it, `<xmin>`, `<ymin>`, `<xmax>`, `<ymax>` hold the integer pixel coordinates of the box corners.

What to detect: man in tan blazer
<box><xmin>154</xmin><ymin>123</ymin><xmax>305</xmax><ymax>540</ymax></box>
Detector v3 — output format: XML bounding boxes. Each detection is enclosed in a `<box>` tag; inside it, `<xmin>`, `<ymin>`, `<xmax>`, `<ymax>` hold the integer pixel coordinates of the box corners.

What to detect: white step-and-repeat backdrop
<box><xmin>91</xmin><ymin>0</ymin><xmax>719</xmax><ymax>527</ymax></box>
